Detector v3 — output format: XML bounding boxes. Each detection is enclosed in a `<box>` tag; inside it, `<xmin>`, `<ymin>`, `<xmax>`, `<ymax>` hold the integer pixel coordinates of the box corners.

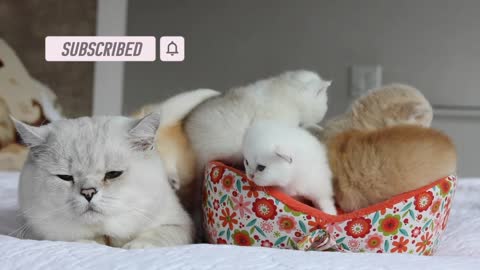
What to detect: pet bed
<box><xmin>203</xmin><ymin>162</ymin><xmax>456</xmax><ymax>255</ymax></box>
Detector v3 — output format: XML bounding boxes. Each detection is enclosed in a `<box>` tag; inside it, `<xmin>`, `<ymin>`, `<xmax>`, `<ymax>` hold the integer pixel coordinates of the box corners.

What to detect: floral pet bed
<box><xmin>202</xmin><ymin>162</ymin><xmax>456</xmax><ymax>255</ymax></box>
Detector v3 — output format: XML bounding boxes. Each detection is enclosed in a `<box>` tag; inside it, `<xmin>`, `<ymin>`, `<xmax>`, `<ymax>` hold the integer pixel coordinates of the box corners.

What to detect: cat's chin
<box><xmin>78</xmin><ymin>207</ymin><xmax>104</xmax><ymax>223</ymax></box>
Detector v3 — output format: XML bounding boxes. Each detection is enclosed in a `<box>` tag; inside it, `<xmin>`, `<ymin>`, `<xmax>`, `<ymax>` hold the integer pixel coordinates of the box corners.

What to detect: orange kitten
<box><xmin>328</xmin><ymin>125</ymin><xmax>456</xmax><ymax>212</ymax></box>
<box><xmin>322</xmin><ymin>84</ymin><xmax>433</xmax><ymax>141</ymax></box>
<box><xmin>132</xmin><ymin>89</ymin><xmax>219</xmax><ymax>214</ymax></box>
<box><xmin>155</xmin><ymin>122</ymin><xmax>197</xmax><ymax>213</ymax></box>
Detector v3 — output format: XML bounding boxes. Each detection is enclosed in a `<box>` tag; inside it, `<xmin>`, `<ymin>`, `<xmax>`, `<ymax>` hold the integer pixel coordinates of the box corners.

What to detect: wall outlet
<box><xmin>350</xmin><ymin>65</ymin><xmax>382</xmax><ymax>98</ymax></box>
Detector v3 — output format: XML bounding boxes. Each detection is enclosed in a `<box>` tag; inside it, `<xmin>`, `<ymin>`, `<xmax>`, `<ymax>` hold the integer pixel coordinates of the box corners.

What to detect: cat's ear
<box><xmin>316</xmin><ymin>80</ymin><xmax>332</xmax><ymax>96</ymax></box>
<box><xmin>407</xmin><ymin>102</ymin><xmax>433</xmax><ymax>123</ymax></box>
<box><xmin>274</xmin><ymin>145</ymin><xmax>293</xmax><ymax>164</ymax></box>
<box><xmin>128</xmin><ymin>112</ymin><xmax>161</xmax><ymax>151</ymax></box>
<box><xmin>11</xmin><ymin>116</ymin><xmax>49</xmax><ymax>147</ymax></box>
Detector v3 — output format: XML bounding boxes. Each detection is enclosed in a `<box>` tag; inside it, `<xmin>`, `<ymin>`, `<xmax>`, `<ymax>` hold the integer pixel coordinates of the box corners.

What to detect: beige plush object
<box><xmin>321</xmin><ymin>83</ymin><xmax>433</xmax><ymax>141</ymax></box>
<box><xmin>0</xmin><ymin>39</ymin><xmax>63</xmax><ymax>170</ymax></box>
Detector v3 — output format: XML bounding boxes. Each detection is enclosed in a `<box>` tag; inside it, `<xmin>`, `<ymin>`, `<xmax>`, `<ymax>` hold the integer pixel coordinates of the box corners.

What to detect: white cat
<box><xmin>185</xmin><ymin>70</ymin><xmax>331</xmax><ymax>172</ymax></box>
<box><xmin>242</xmin><ymin>121</ymin><xmax>337</xmax><ymax>215</ymax></box>
<box><xmin>12</xmin><ymin>113</ymin><xmax>193</xmax><ymax>248</ymax></box>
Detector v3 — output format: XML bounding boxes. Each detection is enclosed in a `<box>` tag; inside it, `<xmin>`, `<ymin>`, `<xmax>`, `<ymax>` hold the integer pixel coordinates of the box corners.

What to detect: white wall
<box><xmin>124</xmin><ymin>0</ymin><xmax>480</xmax><ymax>177</ymax></box>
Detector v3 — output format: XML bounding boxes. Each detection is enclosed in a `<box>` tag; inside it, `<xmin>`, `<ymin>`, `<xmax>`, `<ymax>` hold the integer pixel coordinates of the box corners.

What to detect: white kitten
<box><xmin>242</xmin><ymin>121</ymin><xmax>337</xmax><ymax>215</ymax></box>
<box><xmin>12</xmin><ymin>113</ymin><xmax>193</xmax><ymax>248</ymax></box>
<box><xmin>185</xmin><ymin>70</ymin><xmax>331</xmax><ymax>171</ymax></box>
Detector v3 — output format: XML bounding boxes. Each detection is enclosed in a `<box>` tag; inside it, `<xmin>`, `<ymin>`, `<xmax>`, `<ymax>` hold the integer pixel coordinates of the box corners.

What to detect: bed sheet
<box><xmin>1</xmin><ymin>172</ymin><xmax>479</xmax><ymax>269</ymax></box>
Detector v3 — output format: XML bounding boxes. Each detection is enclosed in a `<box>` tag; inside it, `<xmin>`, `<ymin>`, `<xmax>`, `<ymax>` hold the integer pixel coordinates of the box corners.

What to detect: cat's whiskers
<box><xmin>21</xmin><ymin>204</ymin><xmax>71</xmax><ymax>221</ymax></box>
<box><xmin>9</xmin><ymin>223</ymin><xmax>31</xmax><ymax>238</ymax></box>
<box><xmin>12</xmin><ymin>204</ymin><xmax>73</xmax><ymax>238</ymax></box>
<box><xmin>99</xmin><ymin>197</ymin><xmax>154</xmax><ymax>224</ymax></box>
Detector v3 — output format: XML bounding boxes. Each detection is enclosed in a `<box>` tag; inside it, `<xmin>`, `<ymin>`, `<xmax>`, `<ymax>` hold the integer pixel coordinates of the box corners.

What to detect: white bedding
<box><xmin>1</xmin><ymin>172</ymin><xmax>479</xmax><ymax>270</ymax></box>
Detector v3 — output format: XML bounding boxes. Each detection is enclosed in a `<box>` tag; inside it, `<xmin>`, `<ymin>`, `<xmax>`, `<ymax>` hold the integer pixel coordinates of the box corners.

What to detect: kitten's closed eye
<box><xmin>105</xmin><ymin>171</ymin><xmax>123</xmax><ymax>180</ymax></box>
<box><xmin>57</xmin><ymin>175</ymin><xmax>74</xmax><ymax>181</ymax></box>
<box><xmin>256</xmin><ymin>165</ymin><xmax>266</xmax><ymax>172</ymax></box>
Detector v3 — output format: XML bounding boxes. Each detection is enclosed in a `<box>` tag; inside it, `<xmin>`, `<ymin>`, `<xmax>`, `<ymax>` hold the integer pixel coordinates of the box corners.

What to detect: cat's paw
<box><xmin>123</xmin><ymin>239</ymin><xmax>157</xmax><ymax>249</ymax></box>
<box><xmin>314</xmin><ymin>198</ymin><xmax>338</xmax><ymax>216</ymax></box>
<box><xmin>75</xmin><ymin>236</ymin><xmax>107</xmax><ymax>245</ymax></box>
<box><xmin>75</xmin><ymin>239</ymin><xmax>101</xmax><ymax>245</ymax></box>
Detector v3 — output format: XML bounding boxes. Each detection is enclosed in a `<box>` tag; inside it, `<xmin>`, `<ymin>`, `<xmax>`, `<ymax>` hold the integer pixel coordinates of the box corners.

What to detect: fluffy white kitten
<box><xmin>13</xmin><ymin>113</ymin><xmax>193</xmax><ymax>248</ymax></box>
<box><xmin>185</xmin><ymin>70</ymin><xmax>331</xmax><ymax>171</ymax></box>
<box><xmin>242</xmin><ymin>121</ymin><xmax>337</xmax><ymax>215</ymax></box>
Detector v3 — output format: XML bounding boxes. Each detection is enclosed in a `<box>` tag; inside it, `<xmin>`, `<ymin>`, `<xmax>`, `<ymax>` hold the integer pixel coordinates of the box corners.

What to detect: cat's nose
<box><xmin>80</xmin><ymin>188</ymin><xmax>97</xmax><ymax>202</ymax></box>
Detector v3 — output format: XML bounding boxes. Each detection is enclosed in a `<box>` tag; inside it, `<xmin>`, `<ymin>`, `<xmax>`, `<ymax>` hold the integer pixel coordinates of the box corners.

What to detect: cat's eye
<box><xmin>256</xmin><ymin>165</ymin><xmax>266</xmax><ymax>172</ymax></box>
<box><xmin>56</xmin><ymin>175</ymin><xmax>74</xmax><ymax>181</ymax></box>
<box><xmin>245</xmin><ymin>160</ymin><xmax>249</xmax><ymax>166</ymax></box>
<box><xmin>105</xmin><ymin>171</ymin><xmax>123</xmax><ymax>180</ymax></box>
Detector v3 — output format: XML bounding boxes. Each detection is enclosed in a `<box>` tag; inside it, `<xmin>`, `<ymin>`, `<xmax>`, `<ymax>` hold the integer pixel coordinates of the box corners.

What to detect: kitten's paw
<box><xmin>323</xmin><ymin>207</ymin><xmax>338</xmax><ymax>216</ymax></box>
<box><xmin>123</xmin><ymin>239</ymin><xmax>157</xmax><ymax>250</ymax></box>
<box><xmin>315</xmin><ymin>198</ymin><xmax>338</xmax><ymax>215</ymax></box>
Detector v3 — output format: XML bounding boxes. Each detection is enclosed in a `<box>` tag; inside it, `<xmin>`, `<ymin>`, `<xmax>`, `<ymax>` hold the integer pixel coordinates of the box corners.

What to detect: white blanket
<box><xmin>1</xmin><ymin>172</ymin><xmax>479</xmax><ymax>270</ymax></box>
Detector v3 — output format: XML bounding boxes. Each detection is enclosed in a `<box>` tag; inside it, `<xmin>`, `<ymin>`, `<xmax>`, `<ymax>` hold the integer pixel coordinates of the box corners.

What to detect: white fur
<box><xmin>185</xmin><ymin>70</ymin><xmax>331</xmax><ymax>171</ymax></box>
<box><xmin>135</xmin><ymin>88</ymin><xmax>220</xmax><ymax>127</ymax></box>
<box><xmin>242</xmin><ymin>120</ymin><xmax>337</xmax><ymax>215</ymax></box>
<box><xmin>13</xmin><ymin>114</ymin><xmax>193</xmax><ymax>248</ymax></box>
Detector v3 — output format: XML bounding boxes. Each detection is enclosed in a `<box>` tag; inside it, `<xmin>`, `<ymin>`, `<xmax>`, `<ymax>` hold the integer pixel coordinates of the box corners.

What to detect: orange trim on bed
<box><xmin>209</xmin><ymin>161</ymin><xmax>452</xmax><ymax>223</ymax></box>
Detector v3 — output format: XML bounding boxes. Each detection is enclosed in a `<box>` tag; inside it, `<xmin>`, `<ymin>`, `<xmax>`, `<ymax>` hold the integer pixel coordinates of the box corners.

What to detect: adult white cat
<box><xmin>13</xmin><ymin>113</ymin><xmax>193</xmax><ymax>248</ymax></box>
<box><xmin>242</xmin><ymin>120</ymin><xmax>336</xmax><ymax>215</ymax></box>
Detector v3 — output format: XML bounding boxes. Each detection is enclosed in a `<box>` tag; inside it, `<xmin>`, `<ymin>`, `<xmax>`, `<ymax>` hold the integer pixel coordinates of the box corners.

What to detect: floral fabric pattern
<box><xmin>203</xmin><ymin>163</ymin><xmax>456</xmax><ymax>255</ymax></box>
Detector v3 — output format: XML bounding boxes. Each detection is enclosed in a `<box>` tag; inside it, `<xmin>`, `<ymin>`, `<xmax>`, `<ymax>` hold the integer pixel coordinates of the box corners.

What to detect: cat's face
<box><xmin>14</xmin><ymin>114</ymin><xmax>168</xmax><ymax>226</ymax></box>
<box><xmin>243</xmin><ymin>121</ymin><xmax>296</xmax><ymax>188</ymax></box>
<box><xmin>243</xmin><ymin>140</ymin><xmax>294</xmax><ymax>188</ymax></box>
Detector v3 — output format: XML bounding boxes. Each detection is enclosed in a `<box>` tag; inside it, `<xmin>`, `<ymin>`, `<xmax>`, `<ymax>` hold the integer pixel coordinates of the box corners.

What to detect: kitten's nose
<box><xmin>80</xmin><ymin>188</ymin><xmax>97</xmax><ymax>202</ymax></box>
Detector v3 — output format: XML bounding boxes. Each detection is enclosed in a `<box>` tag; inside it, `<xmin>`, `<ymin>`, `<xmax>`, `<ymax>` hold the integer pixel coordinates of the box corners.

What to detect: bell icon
<box><xmin>160</xmin><ymin>36</ymin><xmax>184</xmax><ymax>62</ymax></box>
<box><xmin>166</xmin><ymin>41</ymin><xmax>178</xmax><ymax>56</ymax></box>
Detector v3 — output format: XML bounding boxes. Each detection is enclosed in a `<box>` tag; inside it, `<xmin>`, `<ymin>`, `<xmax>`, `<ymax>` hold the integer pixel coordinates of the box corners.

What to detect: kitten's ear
<box><xmin>274</xmin><ymin>145</ymin><xmax>293</xmax><ymax>164</ymax></box>
<box><xmin>316</xmin><ymin>80</ymin><xmax>332</xmax><ymax>96</ymax></box>
<box><xmin>11</xmin><ymin>116</ymin><xmax>49</xmax><ymax>147</ymax></box>
<box><xmin>408</xmin><ymin>103</ymin><xmax>433</xmax><ymax>124</ymax></box>
<box><xmin>128</xmin><ymin>112</ymin><xmax>161</xmax><ymax>151</ymax></box>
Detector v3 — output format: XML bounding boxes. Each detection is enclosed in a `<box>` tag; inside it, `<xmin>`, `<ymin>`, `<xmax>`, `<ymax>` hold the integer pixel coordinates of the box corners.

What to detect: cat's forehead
<box><xmin>50</xmin><ymin>117</ymin><xmax>129</xmax><ymax>142</ymax></box>
<box><xmin>43</xmin><ymin>117</ymin><xmax>133</xmax><ymax>167</ymax></box>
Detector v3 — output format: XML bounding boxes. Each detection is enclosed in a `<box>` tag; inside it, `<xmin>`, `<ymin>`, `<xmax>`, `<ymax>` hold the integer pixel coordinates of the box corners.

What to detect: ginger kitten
<box><xmin>132</xmin><ymin>89</ymin><xmax>220</xmax><ymax>214</ymax></box>
<box><xmin>322</xmin><ymin>84</ymin><xmax>433</xmax><ymax>141</ymax></box>
<box><xmin>328</xmin><ymin>125</ymin><xmax>456</xmax><ymax>212</ymax></box>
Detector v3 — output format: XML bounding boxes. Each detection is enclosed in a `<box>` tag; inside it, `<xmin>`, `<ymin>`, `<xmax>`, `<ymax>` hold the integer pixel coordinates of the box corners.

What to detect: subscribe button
<box><xmin>45</xmin><ymin>36</ymin><xmax>184</xmax><ymax>62</ymax></box>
